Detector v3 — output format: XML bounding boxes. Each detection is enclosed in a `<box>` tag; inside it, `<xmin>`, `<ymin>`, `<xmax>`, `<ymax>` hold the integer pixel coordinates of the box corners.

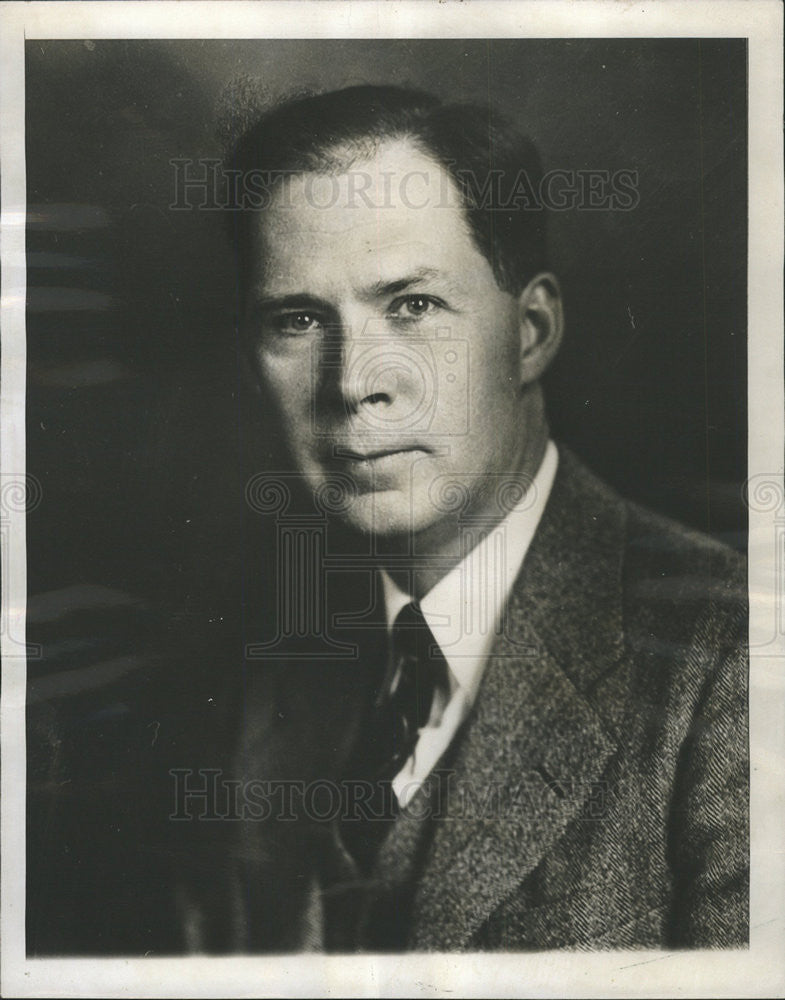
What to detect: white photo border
<box><xmin>1</xmin><ymin>2</ymin><xmax>783</xmax><ymax>997</ymax></box>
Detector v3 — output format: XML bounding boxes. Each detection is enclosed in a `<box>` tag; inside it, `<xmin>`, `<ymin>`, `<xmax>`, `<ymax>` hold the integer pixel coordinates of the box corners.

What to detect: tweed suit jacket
<box><xmin>26</xmin><ymin>448</ymin><xmax>748</xmax><ymax>953</ymax></box>
<box><xmin>220</xmin><ymin>446</ymin><xmax>749</xmax><ymax>952</ymax></box>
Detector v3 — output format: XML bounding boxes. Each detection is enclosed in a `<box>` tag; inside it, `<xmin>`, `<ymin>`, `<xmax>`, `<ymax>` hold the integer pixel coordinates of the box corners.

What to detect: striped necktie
<box><xmin>340</xmin><ymin>600</ymin><xmax>449</xmax><ymax>871</ymax></box>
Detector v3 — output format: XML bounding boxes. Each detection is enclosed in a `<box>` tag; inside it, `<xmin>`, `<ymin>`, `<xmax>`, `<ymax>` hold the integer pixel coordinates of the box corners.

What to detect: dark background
<box><xmin>25</xmin><ymin>38</ymin><xmax>748</xmax><ymax>617</ymax></box>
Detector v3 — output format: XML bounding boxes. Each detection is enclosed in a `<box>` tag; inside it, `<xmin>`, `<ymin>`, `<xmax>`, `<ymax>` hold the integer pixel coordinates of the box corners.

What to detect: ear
<box><xmin>516</xmin><ymin>272</ymin><xmax>564</xmax><ymax>385</ymax></box>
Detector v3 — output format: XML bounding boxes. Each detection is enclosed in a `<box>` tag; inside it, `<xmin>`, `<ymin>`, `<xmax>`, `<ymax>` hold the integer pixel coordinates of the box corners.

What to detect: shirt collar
<box><xmin>379</xmin><ymin>440</ymin><xmax>559</xmax><ymax>702</ymax></box>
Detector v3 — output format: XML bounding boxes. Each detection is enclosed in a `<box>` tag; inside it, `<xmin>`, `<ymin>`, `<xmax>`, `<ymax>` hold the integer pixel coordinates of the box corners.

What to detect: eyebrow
<box><xmin>251</xmin><ymin>293</ymin><xmax>332</xmax><ymax>315</ymax></box>
<box><xmin>250</xmin><ymin>268</ymin><xmax>446</xmax><ymax>314</ymax></box>
<box><xmin>362</xmin><ymin>267</ymin><xmax>443</xmax><ymax>300</ymax></box>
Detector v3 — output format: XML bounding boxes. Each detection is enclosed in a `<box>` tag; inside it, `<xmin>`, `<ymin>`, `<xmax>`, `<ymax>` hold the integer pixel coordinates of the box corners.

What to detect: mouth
<box><xmin>334</xmin><ymin>445</ymin><xmax>428</xmax><ymax>463</ymax></box>
<box><xmin>326</xmin><ymin>446</ymin><xmax>431</xmax><ymax>490</ymax></box>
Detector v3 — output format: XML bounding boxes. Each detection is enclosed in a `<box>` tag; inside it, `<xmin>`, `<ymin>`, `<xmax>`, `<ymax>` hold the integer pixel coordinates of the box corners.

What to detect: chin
<box><xmin>337</xmin><ymin>491</ymin><xmax>437</xmax><ymax>542</ymax></box>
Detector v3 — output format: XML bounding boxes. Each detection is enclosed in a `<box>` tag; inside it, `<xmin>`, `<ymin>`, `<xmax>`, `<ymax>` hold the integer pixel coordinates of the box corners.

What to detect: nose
<box><xmin>326</xmin><ymin>313</ymin><xmax>398</xmax><ymax>418</ymax></box>
<box><xmin>338</xmin><ymin>339</ymin><xmax>396</xmax><ymax>414</ymax></box>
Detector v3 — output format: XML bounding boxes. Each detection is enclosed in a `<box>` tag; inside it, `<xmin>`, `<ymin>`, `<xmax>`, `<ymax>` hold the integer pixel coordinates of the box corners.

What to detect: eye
<box><xmin>403</xmin><ymin>296</ymin><xmax>431</xmax><ymax>316</ymax></box>
<box><xmin>388</xmin><ymin>295</ymin><xmax>442</xmax><ymax>321</ymax></box>
<box><xmin>276</xmin><ymin>311</ymin><xmax>323</xmax><ymax>335</ymax></box>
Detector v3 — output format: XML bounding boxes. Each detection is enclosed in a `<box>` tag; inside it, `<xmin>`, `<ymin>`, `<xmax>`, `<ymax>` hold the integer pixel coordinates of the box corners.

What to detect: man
<box><xmin>202</xmin><ymin>85</ymin><xmax>747</xmax><ymax>951</ymax></box>
<box><xmin>26</xmin><ymin>84</ymin><xmax>748</xmax><ymax>954</ymax></box>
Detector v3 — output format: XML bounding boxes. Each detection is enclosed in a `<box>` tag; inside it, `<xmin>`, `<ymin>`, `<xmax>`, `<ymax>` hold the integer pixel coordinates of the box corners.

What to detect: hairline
<box><xmin>241</xmin><ymin>130</ymin><xmax>509</xmax><ymax>297</ymax></box>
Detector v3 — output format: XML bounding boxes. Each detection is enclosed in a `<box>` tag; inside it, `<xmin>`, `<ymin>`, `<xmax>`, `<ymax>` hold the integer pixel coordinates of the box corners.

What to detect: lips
<box><xmin>326</xmin><ymin>444</ymin><xmax>429</xmax><ymax>491</ymax></box>
<box><xmin>335</xmin><ymin>446</ymin><xmax>425</xmax><ymax>462</ymax></box>
<box><xmin>332</xmin><ymin>445</ymin><xmax>428</xmax><ymax>463</ymax></box>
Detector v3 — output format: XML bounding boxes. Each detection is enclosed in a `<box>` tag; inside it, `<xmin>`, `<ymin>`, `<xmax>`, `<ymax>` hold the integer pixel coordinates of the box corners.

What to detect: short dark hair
<box><xmin>225</xmin><ymin>84</ymin><xmax>547</xmax><ymax>296</ymax></box>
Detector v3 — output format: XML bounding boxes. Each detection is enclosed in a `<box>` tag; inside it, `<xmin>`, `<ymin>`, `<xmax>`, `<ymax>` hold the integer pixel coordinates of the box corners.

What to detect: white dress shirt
<box><xmin>379</xmin><ymin>440</ymin><xmax>559</xmax><ymax>807</ymax></box>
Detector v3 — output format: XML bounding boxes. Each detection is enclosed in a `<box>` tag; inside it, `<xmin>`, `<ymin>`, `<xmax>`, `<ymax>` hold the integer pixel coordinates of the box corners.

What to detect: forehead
<box><xmin>248</xmin><ymin>139</ymin><xmax>488</xmax><ymax>294</ymax></box>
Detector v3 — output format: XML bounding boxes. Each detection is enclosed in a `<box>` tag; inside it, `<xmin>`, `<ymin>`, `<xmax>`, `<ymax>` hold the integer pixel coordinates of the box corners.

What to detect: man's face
<box><xmin>244</xmin><ymin>139</ymin><xmax>536</xmax><ymax>551</ymax></box>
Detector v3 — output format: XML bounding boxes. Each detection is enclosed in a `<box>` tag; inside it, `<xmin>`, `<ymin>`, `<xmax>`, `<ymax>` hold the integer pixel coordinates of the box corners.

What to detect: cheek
<box><xmin>464</xmin><ymin>316</ymin><xmax>521</xmax><ymax>420</ymax></box>
<box><xmin>253</xmin><ymin>351</ymin><xmax>315</xmax><ymax>444</ymax></box>
<box><xmin>255</xmin><ymin>350</ymin><xmax>304</xmax><ymax>407</ymax></box>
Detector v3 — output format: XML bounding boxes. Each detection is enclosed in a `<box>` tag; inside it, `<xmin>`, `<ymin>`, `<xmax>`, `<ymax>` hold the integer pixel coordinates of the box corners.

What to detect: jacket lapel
<box><xmin>409</xmin><ymin>449</ymin><xmax>627</xmax><ymax>950</ymax></box>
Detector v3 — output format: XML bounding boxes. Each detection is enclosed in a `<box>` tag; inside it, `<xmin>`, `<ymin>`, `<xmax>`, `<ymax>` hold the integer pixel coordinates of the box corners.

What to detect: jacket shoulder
<box><xmin>621</xmin><ymin>497</ymin><xmax>747</xmax><ymax>623</ymax></box>
<box><xmin>552</xmin><ymin>446</ymin><xmax>747</xmax><ymax>630</ymax></box>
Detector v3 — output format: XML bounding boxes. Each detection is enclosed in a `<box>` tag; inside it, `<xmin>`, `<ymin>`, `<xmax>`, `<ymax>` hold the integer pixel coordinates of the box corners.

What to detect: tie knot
<box><xmin>389</xmin><ymin>602</ymin><xmax>448</xmax><ymax>726</ymax></box>
<box><xmin>393</xmin><ymin>600</ymin><xmax>425</xmax><ymax>628</ymax></box>
<box><xmin>392</xmin><ymin>601</ymin><xmax>434</xmax><ymax>656</ymax></box>
<box><xmin>392</xmin><ymin>601</ymin><xmax>446</xmax><ymax>683</ymax></box>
